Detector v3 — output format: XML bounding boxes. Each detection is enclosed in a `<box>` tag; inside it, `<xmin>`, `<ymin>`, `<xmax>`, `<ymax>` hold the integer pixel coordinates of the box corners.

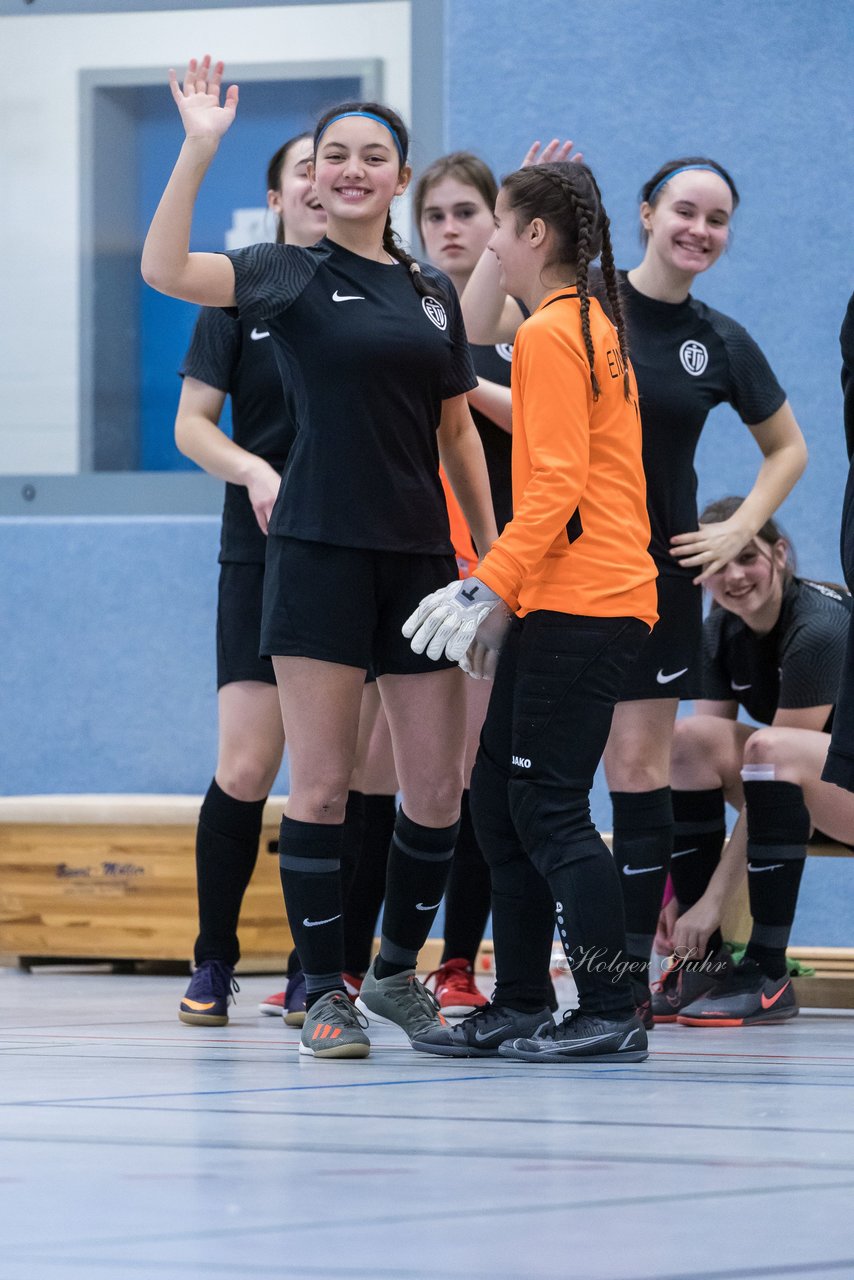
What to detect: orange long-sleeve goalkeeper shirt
<box><xmin>476</xmin><ymin>287</ymin><xmax>658</xmax><ymax>627</ymax></box>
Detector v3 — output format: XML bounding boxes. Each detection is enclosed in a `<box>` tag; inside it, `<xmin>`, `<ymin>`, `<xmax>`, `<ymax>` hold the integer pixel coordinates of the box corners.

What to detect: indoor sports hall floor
<box><xmin>2</xmin><ymin>967</ymin><xmax>854</xmax><ymax>1280</ymax></box>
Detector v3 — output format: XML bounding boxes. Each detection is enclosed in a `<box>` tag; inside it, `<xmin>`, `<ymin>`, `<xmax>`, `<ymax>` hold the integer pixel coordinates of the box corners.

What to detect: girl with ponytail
<box><xmin>405</xmin><ymin>162</ymin><xmax>658</xmax><ymax>1064</ymax></box>
<box><xmin>461</xmin><ymin>145</ymin><xmax>808</xmax><ymax>1029</ymax></box>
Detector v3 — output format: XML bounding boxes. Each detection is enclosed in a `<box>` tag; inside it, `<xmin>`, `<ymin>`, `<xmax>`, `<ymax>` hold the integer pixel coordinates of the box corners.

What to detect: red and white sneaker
<box><xmin>426</xmin><ymin>957</ymin><xmax>489</xmax><ymax>1016</ymax></box>
<box><xmin>258</xmin><ymin>989</ymin><xmax>285</xmax><ymax>1017</ymax></box>
<box><xmin>342</xmin><ymin>972</ymin><xmax>363</xmax><ymax>1002</ymax></box>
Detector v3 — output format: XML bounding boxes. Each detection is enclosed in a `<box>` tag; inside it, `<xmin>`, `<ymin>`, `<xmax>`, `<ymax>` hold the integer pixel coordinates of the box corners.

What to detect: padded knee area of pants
<box><xmin>508</xmin><ymin>779</ymin><xmax>601</xmax><ymax>877</ymax></box>
<box><xmin>470</xmin><ymin>750</ymin><xmax>524</xmax><ymax>869</ymax></box>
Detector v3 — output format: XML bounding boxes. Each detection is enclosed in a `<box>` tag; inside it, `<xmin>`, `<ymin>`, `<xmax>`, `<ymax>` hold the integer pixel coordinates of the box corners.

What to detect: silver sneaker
<box><xmin>299</xmin><ymin>990</ymin><xmax>370</xmax><ymax>1059</ymax></box>
<box><xmin>356</xmin><ymin>957</ymin><xmax>447</xmax><ymax>1043</ymax></box>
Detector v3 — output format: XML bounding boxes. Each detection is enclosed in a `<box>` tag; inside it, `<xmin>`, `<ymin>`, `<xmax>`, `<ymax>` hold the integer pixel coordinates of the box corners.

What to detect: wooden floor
<box><xmin>3</xmin><ymin>967</ymin><xmax>854</xmax><ymax>1280</ymax></box>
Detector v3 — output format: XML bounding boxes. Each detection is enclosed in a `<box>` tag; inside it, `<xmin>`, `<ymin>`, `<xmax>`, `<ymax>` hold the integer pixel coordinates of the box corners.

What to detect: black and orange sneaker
<box><xmin>677</xmin><ymin>959</ymin><xmax>798</xmax><ymax>1027</ymax></box>
<box><xmin>299</xmin><ymin>990</ymin><xmax>370</xmax><ymax>1059</ymax></box>
<box><xmin>179</xmin><ymin>960</ymin><xmax>238</xmax><ymax>1026</ymax></box>
<box><xmin>652</xmin><ymin>948</ymin><xmax>733</xmax><ymax>1023</ymax></box>
<box><xmin>629</xmin><ymin>973</ymin><xmax>654</xmax><ymax>1032</ymax></box>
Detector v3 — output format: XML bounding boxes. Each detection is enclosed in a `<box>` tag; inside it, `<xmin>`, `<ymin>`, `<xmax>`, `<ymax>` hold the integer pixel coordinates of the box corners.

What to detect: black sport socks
<box><xmin>278</xmin><ymin>813</ymin><xmax>345</xmax><ymax>1003</ymax></box>
<box><xmin>376</xmin><ymin>808</ymin><xmax>459</xmax><ymax>978</ymax></box>
<box><xmin>342</xmin><ymin>792</ymin><xmax>395</xmax><ymax>976</ymax></box>
<box><xmin>194</xmin><ymin>779</ymin><xmax>266</xmax><ymax>968</ymax></box>
<box><xmin>612</xmin><ymin>787</ymin><xmax>674</xmax><ymax>962</ymax></box>
<box><xmin>670</xmin><ymin>787</ymin><xmax>727</xmax><ymax>958</ymax></box>
<box><xmin>440</xmin><ymin>790</ymin><xmax>492</xmax><ymax>966</ymax></box>
<box><xmin>743</xmin><ymin>779</ymin><xmax>810</xmax><ymax>980</ymax></box>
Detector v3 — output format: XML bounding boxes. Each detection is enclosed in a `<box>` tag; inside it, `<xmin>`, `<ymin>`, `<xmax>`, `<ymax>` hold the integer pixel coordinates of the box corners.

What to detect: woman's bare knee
<box><xmin>742</xmin><ymin>728</ymin><xmax>804</xmax><ymax>783</ymax></box>
<box><xmin>216</xmin><ymin>754</ymin><xmax>281</xmax><ymax>802</ymax></box>
<box><xmin>401</xmin><ymin>770</ymin><xmax>464</xmax><ymax>827</ymax></box>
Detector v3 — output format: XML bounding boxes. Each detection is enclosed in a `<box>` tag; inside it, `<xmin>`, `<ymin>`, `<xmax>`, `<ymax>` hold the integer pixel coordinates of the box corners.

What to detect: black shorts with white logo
<box><xmin>617</xmin><ymin>572</ymin><xmax>703</xmax><ymax>702</ymax></box>
<box><xmin>216</xmin><ymin>561</ymin><xmax>277</xmax><ymax>690</ymax></box>
<box><xmin>260</xmin><ymin>535</ymin><xmax>459</xmax><ymax>676</ymax></box>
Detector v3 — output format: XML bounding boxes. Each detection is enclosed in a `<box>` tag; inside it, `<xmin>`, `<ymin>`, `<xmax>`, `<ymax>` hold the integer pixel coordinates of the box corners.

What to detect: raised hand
<box><xmin>520</xmin><ymin>138</ymin><xmax>584</xmax><ymax>168</ymax></box>
<box><xmin>168</xmin><ymin>54</ymin><xmax>238</xmax><ymax>142</ymax></box>
<box><xmin>670</xmin><ymin>519</ymin><xmax>754</xmax><ymax>584</ymax></box>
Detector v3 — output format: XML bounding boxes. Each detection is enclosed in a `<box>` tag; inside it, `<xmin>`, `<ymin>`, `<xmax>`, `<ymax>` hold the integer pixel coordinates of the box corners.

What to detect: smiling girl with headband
<box><xmin>143</xmin><ymin>57</ymin><xmax>497</xmax><ymax>1059</ymax></box>
<box><xmin>460</xmin><ymin>149</ymin><xmax>808</xmax><ymax>1027</ymax></box>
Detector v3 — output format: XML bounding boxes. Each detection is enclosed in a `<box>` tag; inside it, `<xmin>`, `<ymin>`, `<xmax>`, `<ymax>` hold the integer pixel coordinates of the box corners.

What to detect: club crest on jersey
<box><xmin>422</xmin><ymin>296</ymin><xmax>447</xmax><ymax>330</ymax></box>
<box><xmin>495</xmin><ymin>343</ymin><xmax>514</xmax><ymax>362</ymax></box>
<box><xmin>679</xmin><ymin>340</ymin><xmax>708</xmax><ymax>376</ymax></box>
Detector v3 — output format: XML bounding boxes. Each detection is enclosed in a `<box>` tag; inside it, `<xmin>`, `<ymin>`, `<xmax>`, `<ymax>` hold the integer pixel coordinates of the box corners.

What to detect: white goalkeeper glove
<box><xmin>402</xmin><ymin>576</ymin><xmax>502</xmax><ymax>662</ymax></box>
<box><xmin>458</xmin><ymin>605</ymin><xmax>512</xmax><ymax>679</ymax></box>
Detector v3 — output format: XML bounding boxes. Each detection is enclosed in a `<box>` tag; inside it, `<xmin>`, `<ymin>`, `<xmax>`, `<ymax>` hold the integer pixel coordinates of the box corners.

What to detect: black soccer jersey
<box><xmin>614</xmin><ymin>271</ymin><xmax>787</xmax><ymax>576</ymax></box>
<box><xmin>702</xmin><ymin>578</ymin><xmax>852</xmax><ymax>728</ymax></box>
<box><xmin>224</xmin><ymin>237</ymin><xmax>477</xmax><ymax>555</ymax></box>
<box><xmin>469</xmin><ymin>340</ymin><xmax>514</xmax><ymax>534</ymax></box>
<box><xmin>180</xmin><ymin>308</ymin><xmax>296</xmax><ymax>564</ymax></box>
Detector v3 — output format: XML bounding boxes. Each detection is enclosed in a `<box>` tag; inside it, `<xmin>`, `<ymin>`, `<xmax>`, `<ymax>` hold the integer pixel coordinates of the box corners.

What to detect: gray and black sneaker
<box><xmin>356</xmin><ymin>957</ymin><xmax>447</xmax><ymax>1043</ymax></box>
<box><xmin>299</xmin><ymin>990</ymin><xmax>370</xmax><ymax>1059</ymax></box>
<box><xmin>499</xmin><ymin>1009</ymin><xmax>649</xmax><ymax>1063</ymax></box>
<box><xmin>412</xmin><ymin>1001</ymin><xmax>554</xmax><ymax>1058</ymax></box>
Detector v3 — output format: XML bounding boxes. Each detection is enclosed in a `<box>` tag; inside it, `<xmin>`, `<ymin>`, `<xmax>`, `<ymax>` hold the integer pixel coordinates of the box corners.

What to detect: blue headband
<box><xmin>647</xmin><ymin>164</ymin><xmax>731</xmax><ymax>203</ymax></box>
<box><xmin>315</xmin><ymin>111</ymin><xmax>406</xmax><ymax>163</ymax></box>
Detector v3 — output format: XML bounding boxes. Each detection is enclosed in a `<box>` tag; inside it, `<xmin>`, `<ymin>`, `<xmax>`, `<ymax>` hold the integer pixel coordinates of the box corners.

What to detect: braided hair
<box><xmin>312</xmin><ymin>100</ymin><xmax>441</xmax><ymax>302</ymax></box>
<box><xmin>501</xmin><ymin>162</ymin><xmax>630</xmax><ymax>400</ymax></box>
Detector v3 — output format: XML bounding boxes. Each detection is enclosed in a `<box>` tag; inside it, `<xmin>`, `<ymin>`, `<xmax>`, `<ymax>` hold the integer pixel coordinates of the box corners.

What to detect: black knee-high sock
<box><xmin>375</xmin><ymin>808</ymin><xmax>459</xmax><ymax>978</ymax></box>
<box><xmin>282</xmin><ymin>790</ymin><xmax>364</xmax><ymax>980</ymax></box>
<box><xmin>612</xmin><ymin>787</ymin><xmax>674</xmax><ymax>969</ymax></box>
<box><xmin>278</xmin><ymin>814</ymin><xmax>345</xmax><ymax>1008</ymax></box>
<box><xmin>340</xmin><ymin>790</ymin><xmax>366</xmax><ymax>904</ymax></box>
<box><xmin>670</xmin><ymin>787</ymin><xmax>727</xmax><ymax>959</ymax></box>
<box><xmin>743</xmin><ymin>780</ymin><xmax>810</xmax><ymax>979</ymax></box>
<box><xmin>548</xmin><ymin>835</ymin><xmax>636</xmax><ymax>1018</ymax></box>
<box><xmin>440</xmin><ymin>790</ymin><xmax>492</xmax><ymax>966</ymax></box>
<box><xmin>343</xmin><ymin>793</ymin><xmax>395</xmax><ymax>976</ymax></box>
<box><xmin>194</xmin><ymin>779</ymin><xmax>266</xmax><ymax>968</ymax></box>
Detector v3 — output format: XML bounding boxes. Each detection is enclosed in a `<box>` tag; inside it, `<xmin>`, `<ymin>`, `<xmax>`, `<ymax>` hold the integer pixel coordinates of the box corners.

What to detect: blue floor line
<box><xmin>3</xmin><ymin>1072</ymin><xmax>506</xmax><ymax>1107</ymax></box>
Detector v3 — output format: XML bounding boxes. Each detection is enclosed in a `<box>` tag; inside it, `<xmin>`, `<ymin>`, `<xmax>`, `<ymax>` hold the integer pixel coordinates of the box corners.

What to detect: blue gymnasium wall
<box><xmin>442</xmin><ymin>0</ymin><xmax>854</xmax><ymax>945</ymax></box>
<box><xmin>2</xmin><ymin>1</ymin><xmax>852</xmax><ymax>945</ymax></box>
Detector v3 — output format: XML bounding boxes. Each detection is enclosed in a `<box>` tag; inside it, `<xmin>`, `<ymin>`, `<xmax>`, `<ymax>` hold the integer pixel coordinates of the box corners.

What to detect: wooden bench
<box><xmin>0</xmin><ymin>795</ymin><xmax>292</xmax><ymax>972</ymax></box>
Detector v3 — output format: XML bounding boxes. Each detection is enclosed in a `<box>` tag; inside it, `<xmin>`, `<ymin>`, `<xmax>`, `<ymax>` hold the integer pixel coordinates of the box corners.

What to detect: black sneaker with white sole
<box><xmin>410</xmin><ymin>1001</ymin><xmax>554</xmax><ymax>1058</ymax></box>
<box><xmin>498</xmin><ymin>1010</ymin><xmax>648</xmax><ymax>1063</ymax></box>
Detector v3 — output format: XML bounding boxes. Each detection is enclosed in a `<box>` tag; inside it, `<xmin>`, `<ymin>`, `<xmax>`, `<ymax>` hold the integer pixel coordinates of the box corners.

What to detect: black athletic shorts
<box><xmin>260</xmin><ymin>535</ymin><xmax>459</xmax><ymax>676</ymax></box>
<box><xmin>216</xmin><ymin>561</ymin><xmax>276</xmax><ymax>690</ymax></box>
<box><xmin>618</xmin><ymin>571</ymin><xmax>703</xmax><ymax>702</ymax></box>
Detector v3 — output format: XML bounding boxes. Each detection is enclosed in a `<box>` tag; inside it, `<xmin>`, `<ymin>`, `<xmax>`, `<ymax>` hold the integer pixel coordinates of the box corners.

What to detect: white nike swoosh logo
<box><xmin>476</xmin><ymin>1024</ymin><xmax>511</xmax><ymax>1041</ymax></box>
<box><xmin>747</xmin><ymin>863</ymin><xmax>784</xmax><ymax>873</ymax></box>
<box><xmin>656</xmin><ymin>667</ymin><xmax>688</xmax><ymax>684</ymax></box>
<box><xmin>415</xmin><ymin>901</ymin><xmax>441</xmax><ymax>911</ymax></box>
<box><xmin>250</xmin><ymin>328</ymin><xmax>270</xmax><ymax>340</ymax></box>
<box><xmin>731</xmin><ymin>681</ymin><xmax>752</xmax><ymax>691</ymax></box>
<box><xmin>332</xmin><ymin>290</ymin><xmax>365</xmax><ymax>302</ymax></box>
<box><xmin>622</xmin><ymin>864</ymin><xmax>663</xmax><ymax>876</ymax></box>
<box><xmin>671</xmin><ymin>847</ymin><xmax>699</xmax><ymax>859</ymax></box>
<box><xmin>302</xmin><ymin>913</ymin><xmax>342</xmax><ymax>927</ymax></box>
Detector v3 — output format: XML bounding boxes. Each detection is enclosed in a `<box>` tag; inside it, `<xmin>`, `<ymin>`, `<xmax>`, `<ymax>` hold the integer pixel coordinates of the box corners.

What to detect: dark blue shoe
<box><xmin>284</xmin><ymin>969</ymin><xmax>307</xmax><ymax>1027</ymax></box>
<box><xmin>179</xmin><ymin>960</ymin><xmax>238</xmax><ymax>1026</ymax></box>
